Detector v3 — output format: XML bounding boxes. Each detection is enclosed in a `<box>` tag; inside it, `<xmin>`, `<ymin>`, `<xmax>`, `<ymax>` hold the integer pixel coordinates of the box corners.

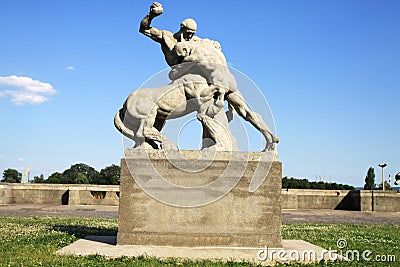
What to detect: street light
<box><xmin>378</xmin><ymin>163</ymin><xmax>388</xmax><ymax>191</ymax></box>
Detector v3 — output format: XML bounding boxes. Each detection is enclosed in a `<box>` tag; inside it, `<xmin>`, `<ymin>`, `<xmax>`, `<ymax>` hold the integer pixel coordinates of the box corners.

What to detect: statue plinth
<box><xmin>117</xmin><ymin>149</ymin><xmax>282</xmax><ymax>248</ymax></box>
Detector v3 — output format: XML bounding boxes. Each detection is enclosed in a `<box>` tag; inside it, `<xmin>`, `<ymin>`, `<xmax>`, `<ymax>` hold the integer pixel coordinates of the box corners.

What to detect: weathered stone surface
<box><xmin>117</xmin><ymin>150</ymin><xmax>282</xmax><ymax>247</ymax></box>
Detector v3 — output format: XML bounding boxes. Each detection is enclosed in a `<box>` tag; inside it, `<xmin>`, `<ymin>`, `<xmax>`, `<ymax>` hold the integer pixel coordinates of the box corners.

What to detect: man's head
<box><xmin>180</xmin><ymin>18</ymin><xmax>197</xmax><ymax>41</ymax></box>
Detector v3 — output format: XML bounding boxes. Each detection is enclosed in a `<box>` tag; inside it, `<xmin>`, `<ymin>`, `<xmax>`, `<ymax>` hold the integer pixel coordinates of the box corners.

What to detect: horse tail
<box><xmin>114</xmin><ymin>105</ymin><xmax>136</xmax><ymax>141</ymax></box>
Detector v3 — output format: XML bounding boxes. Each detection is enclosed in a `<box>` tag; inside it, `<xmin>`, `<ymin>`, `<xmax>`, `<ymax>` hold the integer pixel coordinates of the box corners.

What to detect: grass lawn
<box><xmin>0</xmin><ymin>217</ymin><xmax>399</xmax><ymax>266</ymax></box>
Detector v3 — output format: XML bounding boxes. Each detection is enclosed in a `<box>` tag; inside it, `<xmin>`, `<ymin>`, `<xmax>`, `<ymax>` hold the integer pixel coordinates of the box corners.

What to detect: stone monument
<box><xmin>56</xmin><ymin>4</ymin><xmax>342</xmax><ymax>263</ymax></box>
<box><xmin>115</xmin><ymin>1</ymin><xmax>282</xmax><ymax>250</ymax></box>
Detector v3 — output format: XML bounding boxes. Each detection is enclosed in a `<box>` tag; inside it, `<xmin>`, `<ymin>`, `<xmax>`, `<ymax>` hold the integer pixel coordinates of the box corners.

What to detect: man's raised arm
<box><xmin>139</xmin><ymin>2</ymin><xmax>164</xmax><ymax>42</ymax></box>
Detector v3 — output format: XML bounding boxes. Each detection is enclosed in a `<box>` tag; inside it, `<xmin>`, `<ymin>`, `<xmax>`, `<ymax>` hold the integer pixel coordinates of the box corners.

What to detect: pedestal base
<box><xmin>117</xmin><ymin>150</ymin><xmax>282</xmax><ymax>248</ymax></box>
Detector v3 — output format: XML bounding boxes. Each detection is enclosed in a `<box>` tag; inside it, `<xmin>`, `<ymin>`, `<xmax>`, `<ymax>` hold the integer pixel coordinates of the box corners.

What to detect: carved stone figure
<box><xmin>114</xmin><ymin>2</ymin><xmax>279</xmax><ymax>151</ymax></box>
<box><xmin>139</xmin><ymin>2</ymin><xmax>200</xmax><ymax>67</ymax></box>
<box><xmin>138</xmin><ymin>2</ymin><xmax>236</xmax><ymax>150</ymax></box>
<box><xmin>114</xmin><ymin>73</ymin><xmax>217</xmax><ymax>149</ymax></box>
<box><xmin>171</xmin><ymin>39</ymin><xmax>279</xmax><ymax>151</ymax></box>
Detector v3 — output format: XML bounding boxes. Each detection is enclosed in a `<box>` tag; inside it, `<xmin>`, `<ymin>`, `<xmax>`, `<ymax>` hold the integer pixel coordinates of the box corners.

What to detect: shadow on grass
<box><xmin>50</xmin><ymin>224</ymin><xmax>117</xmax><ymax>238</ymax></box>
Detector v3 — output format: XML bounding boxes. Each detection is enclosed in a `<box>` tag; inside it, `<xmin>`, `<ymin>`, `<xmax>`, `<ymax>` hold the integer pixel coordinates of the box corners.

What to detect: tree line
<box><xmin>1</xmin><ymin>163</ymin><xmax>120</xmax><ymax>185</ymax></box>
<box><xmin>282</xmin><ymin>177</ymin><xmax>354</xmax><ymax>190</ymax></box>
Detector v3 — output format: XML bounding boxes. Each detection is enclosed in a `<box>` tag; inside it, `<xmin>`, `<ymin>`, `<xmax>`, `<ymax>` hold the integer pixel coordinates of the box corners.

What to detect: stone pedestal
<box><xmin>117</xmin><ymin>149</ymin><xmax>282</xmax><ymax>248</ymax></box>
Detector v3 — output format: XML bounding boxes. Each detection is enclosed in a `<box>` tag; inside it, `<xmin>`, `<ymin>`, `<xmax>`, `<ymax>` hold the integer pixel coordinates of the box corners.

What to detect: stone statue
<box><xmin>138</xmin><ymin>2</ymin><xmax>236</xmax><ymax>150</ymax></box>
<box><xmin>171</xmin><ymin>40</ymin><xmax>279</xmax><ymax>151</ymax></box>
<box><xmin>139</xmin><ymin>2</ymin><xmax>200</xmax><ymax>67</ymax></box>
<box><xmin>114</xmin><ymin>2</ymin><xmax>279</xmax><ymax>151</ymax></box>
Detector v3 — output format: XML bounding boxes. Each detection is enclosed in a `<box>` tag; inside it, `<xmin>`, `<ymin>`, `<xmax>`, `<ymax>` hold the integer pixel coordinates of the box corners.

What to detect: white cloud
<box><xmin>66</xmin><ymin>66</ymin><xmax>75</xmax><ymax>71</ymax></box>
<box><xmin>18</xmin><ymin>158</ymin><xmax>25</xmax><ymax>162</ymax></box>
<box><xmin>0</xmin><ymin>75</ymin><xmax>56</xmax><ymax>105</ymax></box>
<box><xmin>0</xmin><ymin>155</ymin><xmax>4</xmax><ymax>159</ymax></box>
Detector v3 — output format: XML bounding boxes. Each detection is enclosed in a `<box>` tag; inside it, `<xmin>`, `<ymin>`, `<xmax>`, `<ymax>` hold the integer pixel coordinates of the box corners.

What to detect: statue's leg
<box><xmin>142</xmin><ymin>106</ymin><xmax>175</xmax><ymax>149</ymax></box>
<box><xmin>142</xmin><ymin>106</ymin><xmax>163</xmax><ymax>146</ymax></box>
<box><xmin>133</xmin><ymin>119</ymin><xmax>146</xmax><ymax>148</ymax></box>
<box><xmin>197</xmin><ymin>98</ymin><xmax>229</xmax><ymax>150</ymax></box>
<box><xmin>226</xmin><ymin>92</ymin><xmax>279</xmax><ymax>151</ymax></box>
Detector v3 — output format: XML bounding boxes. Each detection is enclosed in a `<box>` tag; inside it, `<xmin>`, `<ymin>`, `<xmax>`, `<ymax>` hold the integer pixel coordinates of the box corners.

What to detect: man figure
<box><xmin>172</xmin><ymin>40</ymin><xmax>280</xmax><ymax>151</ymax></box>
<box><xmin>138</xmin><ymin>2</ymin><xmax>238</xmax><ymax>150</ymax></box>
<box><xmin>138</xmin><ymin>3</ymin><xmax>279</xmax><ymax>151</ymax></box>
<box><xmin>139</xmin><ymin>2</ymin><xmax>199</xmax><ymax>67</ymax></box>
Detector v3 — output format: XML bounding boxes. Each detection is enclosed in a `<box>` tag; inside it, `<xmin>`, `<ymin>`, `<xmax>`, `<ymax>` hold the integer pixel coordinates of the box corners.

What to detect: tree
<box><xmin>364</xmin><ymin>167</ymin><xmax>375</xmax><ymax>190</ymax></box>
<box><xmin>377</xmin><ymin>181</ymin><xmax>392</xmax><ymax>190</ymax></box>
<box><xmin>46</xmin><ymin>172</ymin><xmax>65</xmax><ymax>184</ymax></box>
<box><xmin>1</xmin><ymin>168</ymin><xmax>22</xmax><ymax>183</ymax></box>
<box><xmin>94</xmin><ymin>164</ymin><xmax>121</xmax><ymax>185</ymax></box>
<box><xmin>62</xmin><ymin>163</ymin><xmax>100</xmax><ymax>184</ymax></box>
<box><xmin>75</xmin><ymin>172</ymin><xmax>89</xmax><ymax>184</ymax></box>
<box><xmin>32</xmin><ymin>174</ymin><xmax>45</xmax><ymax>183</ymax></box>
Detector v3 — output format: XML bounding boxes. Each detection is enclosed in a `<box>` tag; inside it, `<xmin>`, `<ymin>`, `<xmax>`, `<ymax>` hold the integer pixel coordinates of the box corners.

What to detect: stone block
<box><xmin>117</xmin><ymin>150</ymin><xmax>282</xmax><ymax>248</ymax></box>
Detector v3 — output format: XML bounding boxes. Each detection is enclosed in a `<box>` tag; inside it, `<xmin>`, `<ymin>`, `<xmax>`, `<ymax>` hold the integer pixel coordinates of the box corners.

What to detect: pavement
<box><xmin>282</xmin><ymin>209</ymin><xmax>400</xmax><ymax>225</ymax></box>
<box><xmin>0</xmin><ymin>204</ymin><xmax>118</xmax><ymax>219</ymax></box>
<box><xmin>0</xmin><ymin>204</ymin><xmax>400</xmax><ymax>224</ymax></box>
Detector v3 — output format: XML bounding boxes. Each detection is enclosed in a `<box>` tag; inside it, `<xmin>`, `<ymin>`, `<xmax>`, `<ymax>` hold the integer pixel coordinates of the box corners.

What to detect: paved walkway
<box><xmin>282</xmin><ymin>209</ymin><xmax>400</xmax><ymax>225</ymax></box>
<box><xmin>0</xmin><ymin>204</ymin><xmax>399</xmax><ymax>225</ymax></box>
<box><xmin>0</xmin><ymin>204</ymin><xmax>118</xmax><ymax>219</ymax></box>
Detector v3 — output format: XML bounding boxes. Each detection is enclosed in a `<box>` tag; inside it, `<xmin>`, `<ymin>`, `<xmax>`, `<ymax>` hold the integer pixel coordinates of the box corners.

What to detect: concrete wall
<box><xmin>281</xmin><ymin>189</ymin><xmax>360</xmax><ymax>210</ymax></box>
<box><xmin>0</xmin><ymin>184</ymin><xmax>12</xmax><ymax>205</ymax></box>
<box><xmin>10</xmin><ymin>184</ymin><xmax>70</xmax><ymax>205</ymax></box>
<box><xmin>68</xmin><ymin>185</ymin><xmax>120</xmax><ymax>206</ymax></box>
<box><xmin>1</xmin><ymin>183</ymin><xmax>399</xmax><ymax>212</ymax></box>
<box><xmin>0</xmin><ymin>183</ymin><xmax>119</xmax><ymax>206</ymax></box>
<box><xmin>358</xmin><ymin>190</ymin><xmax>400</xmax><ymax>212</ymax></box>
<box><xmin>281</xmin><ymin>189</ymin><xmax>400</xmax><ymax>212</ymax></box>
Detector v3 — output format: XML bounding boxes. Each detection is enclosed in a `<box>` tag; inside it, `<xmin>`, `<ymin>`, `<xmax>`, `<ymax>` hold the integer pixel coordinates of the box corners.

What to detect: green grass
<box><xmin>0</xmin><ymin>217</ymin><xmax>399</xmax><ymax>266</ymax></box>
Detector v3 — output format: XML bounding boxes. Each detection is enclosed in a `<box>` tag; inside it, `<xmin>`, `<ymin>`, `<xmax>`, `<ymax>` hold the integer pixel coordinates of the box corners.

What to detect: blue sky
<box><xmin>0</xmin><ymin>0</ymin><xmax>399</xmax><ymax>187</ymax></box>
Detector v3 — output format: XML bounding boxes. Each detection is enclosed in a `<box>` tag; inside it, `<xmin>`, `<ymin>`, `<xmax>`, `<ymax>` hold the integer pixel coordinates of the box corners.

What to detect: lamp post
<box><xmin>378</xmin><ymin>163</ymin><xmax>388</xmax><ymax>191</ymax></box>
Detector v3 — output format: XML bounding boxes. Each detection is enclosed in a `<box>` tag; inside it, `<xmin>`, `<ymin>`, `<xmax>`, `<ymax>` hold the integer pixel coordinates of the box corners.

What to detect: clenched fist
<box><xmin>150</xmin><ymin>2</ymin><xmax>163</xmax><ymax>16</ymax></box>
